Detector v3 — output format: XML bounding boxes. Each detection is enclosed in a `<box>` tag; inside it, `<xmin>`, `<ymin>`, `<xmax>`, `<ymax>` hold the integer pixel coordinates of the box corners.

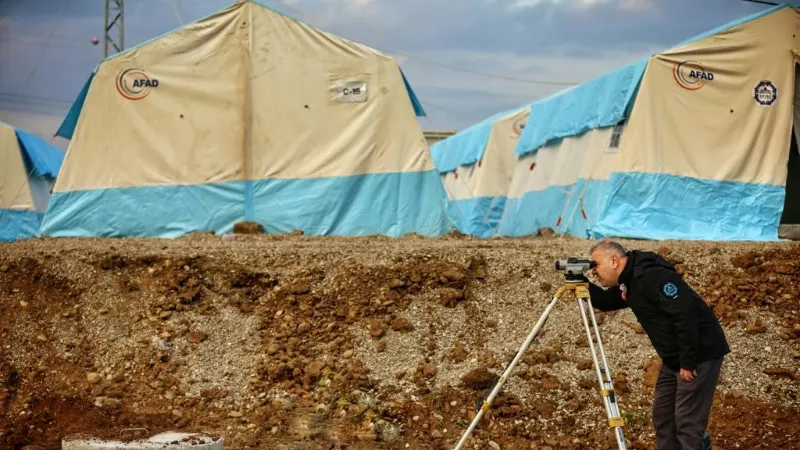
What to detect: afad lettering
<box><xmin>673</xmin><ymin>61</ymin><xmax>714</xmax><ymax>91</ymax></box>
<box><xmin>132</xmin><ymin>79</ymin><xmax>159</xmax><ymax>88</ymax></box>
<box><xmin>116</xmin><ymin>68</ymin><xmax>160</xmax><ymax>100</ymax></box>
<box><xmin>688</xmin><ymin>70</ymin><xmax>714</xmax><ymax>81</ymax></box>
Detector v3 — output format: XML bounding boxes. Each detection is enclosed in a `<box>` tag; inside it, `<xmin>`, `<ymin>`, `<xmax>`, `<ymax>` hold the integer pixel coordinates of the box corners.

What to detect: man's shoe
<box><xmin>702</xmin><ymin>432</ymin><xmax>712</xmax><ymax>450</ymax></box>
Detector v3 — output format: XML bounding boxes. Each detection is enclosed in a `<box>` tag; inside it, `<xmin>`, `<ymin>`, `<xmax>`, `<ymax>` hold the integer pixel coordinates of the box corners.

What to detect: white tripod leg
<box><xmin>453</xmin><ymin>292</ymin><xmax>562</xmax><ymax>450</ymax></box>
<box><xmin>577</xmin><ymin>294</ymin><xmax>628</xmax><ymax>450</ymax></box>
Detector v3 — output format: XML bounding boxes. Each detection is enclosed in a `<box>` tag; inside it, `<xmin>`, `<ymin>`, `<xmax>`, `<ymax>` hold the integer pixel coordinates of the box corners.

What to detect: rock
<box><xmin>228</xmin><ymin>411</ymin><xmax>243</xmax><ymax>418</ymax></box>
<box><xmin>537</xmin><ymin>227</ymin><xmax>555</xmax><ymax>237</ymax></box>
<box><xmin>267</xmin><ymin>342</ymin><xmax>280</xmax><ymax>355</ymax></box>
<box><xmin>0</xmin><ymin>264</ymin><xmax>8</xmax><ymax>273</ymax></box>
<box><xmin>669</xmin><ymin>254</ymin><xmax>685</xmax><ymax>265</ymax></box>
<box><xmin>186</xmin><ymin>331</ymin><xmax>208</xmax><ymax>343</ymax></box>
<box><xmin>306</xmin><ymin>360</ymin><xmax>325</xmax><ymax>379</ymax></box>
<box><xmin>745</xmin><ymin>318</ymin><xmax>767</xmax><ymax>334</ymax></box>
<box><xmin>565</xmin><ymin>400</ymin><xmax>580</xmax><ymax>411</ymax></box>
<box><xmin>355</xmin><ymin>429</ymin><xmax>377</xmax><ymax>441</ymax></box>
<box><xmin>763</xmin><ymin>367</ymin><xmax>800</xmax><ymax>381</ymax></box>
<box><xmin>369</xmin><ymin>322</ymin><xmax>387</xmax><ymax>339</ymax></box>
<box><xmin>442</xmin><ymin>269</ymin><xmax>465</xmax><ymax>282</ymax></box>
<box><xmin>343</xmin><ymin>349</ymin><xmax>354</xmax><ymax>358</ymax></box>
<box><xmin>87</xmin><ymin>373</ymin><xmax>101</xmax><ymax>384</ymax></box>
<box><xmin>449</xmin><ymin>343</ymin><xmax>468</xmax><ymax>363</ymax></box>
<box><xmin>389</xmin><ymin>278</ymin><xmax>405</xmax><ymax>289</ymax></box>
<box><xmin>172</xmin><ymin>409</ymin><xmax>183</xmax><ymax>418</ymax></box>
<box><xmin>431</xmin><ymin>429</ymin><xmax>443</xmax><ymax>438</ymax></box>
<box><xmin>488</xmin><ymin>440</ymin><xmax>501</xmax><ymax>450</ymax></box>
<box><xmin>576</xmin><ymin>359</ymin><xmax>593</xmax><ymax>371</ymax></box>
<box><xmin>375</xmin><ymin>420</ymin><xmax>402</xmax><ymax>442</ymax></box>
<box><xmin>613</xmin><ymin>372</ymin><xmax>630</xmax><ymax>394</ymax></box>
<box><xmin>418</xmin><ymin>363</ymin><xmax>437</xmax><ymax>379</ymax></box>
<box><xmin>390</xmin><ymin>318</ymin><xmax>413</xmax><ymax>332</ymax></box>
<box><xmin>36</xmin><ymin>335</ymin><xmax>47</xmax><ymax>342</ymax></box>
<box><xmin>289</xmin><ymin>282</ymin><xmax>310</xmax><ymax>295</ymax></box>
<box><xmin>643</xmin><ymin>357</ymin><xmax>661</xmax><ymax>388</ymax></box>
<box><xmin>19</xmin><ymin>300</ymin><xmax>28</xmax><ymax>308</ymax></box>
<box><xmin>440</xmin><ymin>288</ymin><xmax>465</xmax><ymax>308</ymax></box>
<box><xmin>160</xmin><ymin>311</ymin><xmax>172</xmax><ymax>320</ymax></box>
<box><xmin>376</xmin><ymin>340</ymin><xmax>386</xmax><ymax>353</ymax></box>
<box><xmin>461</xmin><ymin>368</ymin><xmax>497</xmax><ymax>390</ymax></box>
<box><xmin>233</xmin><ymin>221</ymin><xmax>264</xmax><ymax>234</ymax></box>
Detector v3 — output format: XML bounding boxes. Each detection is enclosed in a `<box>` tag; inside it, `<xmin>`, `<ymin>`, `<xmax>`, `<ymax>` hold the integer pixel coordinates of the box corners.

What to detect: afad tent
<box><xmin>1</xmin><ymin>121</ymin><xmax>65</xmax><ymax>242</ymax></box>
<box><xmin>430</xmin><ymin>106</ymin><xmax>529</xmax><ymax>238</ymax></box>
<box><xmin>497</xmin><ymin>4</ymin><xmax>800</xmax><ymax>241</ymax></box>
<box><xmin>41</xmin><ymin>0</ymin><xmax>452</xmax><ymax>238</ymax></box>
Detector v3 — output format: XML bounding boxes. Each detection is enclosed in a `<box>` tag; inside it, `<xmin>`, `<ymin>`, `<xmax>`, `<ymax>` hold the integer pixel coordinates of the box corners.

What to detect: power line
<box><xmin>419</xmin><ymin>100</ymin><xmax>473</xmax><ymax>119</ymax></box>
<box><xmin>0</xmin><ymin>0</ymin><xmax>27</xmax><ymax>21</ymax></box>
<box><xmin>741</xmin><ymin>0</ymin><xmax>780</xmax><ymax>6</ymax></box>
<box><xmin>253</xmin><ymin>0</ymin><xmax>578</xmax><ymax>87</ymax></box>
<box><xmin>389</xmin><ymin>50</ymin><xmax>579</xmax><ymax>86</ymax></box>
<box><xmin>1</xmin><ymin>0</ymin><xmax>74</xmax><ymax>122</ymax></box>
<box><xmin>0</xmin><ymin>92</ymin><xmax>73</xmax><ymax>107</ymax></box>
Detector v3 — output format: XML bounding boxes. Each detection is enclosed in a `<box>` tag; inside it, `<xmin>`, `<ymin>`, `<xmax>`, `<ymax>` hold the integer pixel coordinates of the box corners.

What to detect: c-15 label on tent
<box><xmin>754</xmin><ymin>80</ymin><xmax>777</xmax><ymax>107</ymax></box>
<box><xmin>335</xmin><ymin>80</ymin><xmax>368</xmax><ymax>103</ymax></box>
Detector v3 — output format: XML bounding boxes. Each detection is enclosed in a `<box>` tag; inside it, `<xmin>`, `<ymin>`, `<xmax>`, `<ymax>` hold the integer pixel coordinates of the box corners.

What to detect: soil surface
<box><xmin>1</xmin><ymin>234</ymin><xmax>798</xmax><ymax>449</ymax></box>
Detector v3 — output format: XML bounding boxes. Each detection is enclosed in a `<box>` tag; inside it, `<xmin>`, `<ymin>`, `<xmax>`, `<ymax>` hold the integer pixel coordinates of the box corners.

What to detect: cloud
<box><xmin>0</xmin><ymin>0</ymin><xmax>778</xmax><ymax>132</ymax></box>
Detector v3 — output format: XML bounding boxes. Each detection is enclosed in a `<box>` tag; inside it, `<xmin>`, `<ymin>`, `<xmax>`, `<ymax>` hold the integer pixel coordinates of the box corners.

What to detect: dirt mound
<box><xmin>0</xmin><ymin>236</ymin><xmax>798</xmax><ymax>449</ymax></box>
<box><xmin>233</xmin><ymin>222</ymin><xmax>264</xmax><ymax>235</ymax></box>
<box><xmin>699</xmin><ymin>246</ymin><xmax>800</xmax><ymax>339</ymax></box>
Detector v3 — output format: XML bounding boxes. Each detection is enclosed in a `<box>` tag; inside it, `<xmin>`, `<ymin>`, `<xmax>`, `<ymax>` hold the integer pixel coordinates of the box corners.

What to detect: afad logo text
<box><xmin>673</xmin><ymin>61</ymin><xmax>714</xmax><ymax>90</ymax></box>
<box><xmin>116</xmin><ymin>69</ymin><xmax>159</xmax><ymax>100</ymax></box>
<box><xmin>512</xmin><ymin>118</ymin><xmax>526</xmax><ymax>136</ymax></box>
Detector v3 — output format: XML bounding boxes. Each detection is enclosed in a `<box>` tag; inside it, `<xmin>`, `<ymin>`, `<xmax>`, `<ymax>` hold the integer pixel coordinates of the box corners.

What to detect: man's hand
<box><xmin>680</xmin><ymin>368</ymin><xmax>697</xmax><ymax>382</ymax></box>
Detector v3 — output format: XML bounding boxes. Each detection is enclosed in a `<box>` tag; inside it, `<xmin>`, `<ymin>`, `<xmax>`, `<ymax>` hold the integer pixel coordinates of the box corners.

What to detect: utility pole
<box><xmin>104</xmin><ymin>0</ymin><xmax>124</xmax><ymax>58</ymax></box>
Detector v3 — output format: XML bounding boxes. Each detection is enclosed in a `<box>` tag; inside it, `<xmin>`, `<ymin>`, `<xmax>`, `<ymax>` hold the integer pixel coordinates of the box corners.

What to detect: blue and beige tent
<box><xmin>1</xmin><ymin>121</ymin><xmax>65</xmax><ymax>242</ymax></box>
<box><xmin>496</xmin><ymin>4</ymin><xmax>800</xmax><ymax>241</ymax></box>
<box><xmin>41</xmin><ymin>0</ymin><xmax>452</xmax><ymax>238</ymax></box>
<box><xmin>430</xmin><ymin>106</ymin><xmax>530</xmax><ymax>238</ymax></box>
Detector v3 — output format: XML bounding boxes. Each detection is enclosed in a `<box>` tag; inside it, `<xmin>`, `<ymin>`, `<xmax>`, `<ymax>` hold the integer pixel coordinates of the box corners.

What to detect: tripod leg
<box><xmin>453</xmin><ymin>292</ymin><xmax>563</xmax><ymax>450</ymax></box>
<box><xmin>576</xmin><ymin>290</ymin><xmax>628</xmax><ymax>450</ymax></box>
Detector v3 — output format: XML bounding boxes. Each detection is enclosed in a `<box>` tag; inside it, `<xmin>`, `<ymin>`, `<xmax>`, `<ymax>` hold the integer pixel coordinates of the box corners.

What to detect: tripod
<box><xmin>453</xmin><ymin>280</ymin><xmax>629</xmax><ymax>450</ymax></box>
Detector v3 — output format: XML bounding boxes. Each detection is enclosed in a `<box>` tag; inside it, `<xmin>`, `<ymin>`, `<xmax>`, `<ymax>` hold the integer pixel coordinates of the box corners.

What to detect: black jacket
<box><xmin>588</xmin><ymin>250</ymin><xmax>730</xmax><ymax>372</ymax></box>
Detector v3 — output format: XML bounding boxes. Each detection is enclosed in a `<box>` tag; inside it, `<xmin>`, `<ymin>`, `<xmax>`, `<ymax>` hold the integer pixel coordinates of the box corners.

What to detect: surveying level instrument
<box><xmin>453</xmin><ymin>259</ymin><xmax>629</xmax><ymax>450</ymax></box>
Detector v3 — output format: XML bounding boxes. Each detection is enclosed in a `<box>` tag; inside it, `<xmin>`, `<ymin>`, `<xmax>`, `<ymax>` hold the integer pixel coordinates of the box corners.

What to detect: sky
<box><xmin>0</xmin><ymin>0</ymin><xmax>787</xmax><ymax>147</ymax></box>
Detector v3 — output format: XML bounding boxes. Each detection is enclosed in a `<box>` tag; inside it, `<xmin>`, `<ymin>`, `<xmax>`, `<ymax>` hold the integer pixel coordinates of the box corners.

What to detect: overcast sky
<box><xmin>0</xmin><ymin>0</ymin><xmax>784</xmax><ymax>146</ymax></box>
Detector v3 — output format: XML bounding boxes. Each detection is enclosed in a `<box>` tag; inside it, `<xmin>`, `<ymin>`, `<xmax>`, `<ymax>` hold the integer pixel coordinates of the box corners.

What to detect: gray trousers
<box><xmin>653</xmin><ymin>357</ymin><xmax>723</xmax><ymax>450</ymax></box>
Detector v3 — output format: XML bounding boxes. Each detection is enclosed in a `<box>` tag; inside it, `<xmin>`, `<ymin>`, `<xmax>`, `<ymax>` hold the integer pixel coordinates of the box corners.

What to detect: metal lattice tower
<box><xmin>104</xmin><ymin>0</ymin><xmax>124</xmax><ymax>58</ymax></box>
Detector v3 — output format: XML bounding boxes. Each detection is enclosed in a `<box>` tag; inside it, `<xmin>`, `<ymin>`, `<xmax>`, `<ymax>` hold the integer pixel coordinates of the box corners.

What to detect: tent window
<box><xmin>608</xmin><ymin>121</ymin><xmax>625</xmax><ymax>151</ymax></box>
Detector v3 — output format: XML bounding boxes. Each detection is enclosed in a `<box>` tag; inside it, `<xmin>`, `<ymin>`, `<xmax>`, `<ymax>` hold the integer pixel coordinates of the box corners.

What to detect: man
<box><xmin>586</xmin><ymin>239</ymin><xmax>729</xmax><ymax>450</ymax></box>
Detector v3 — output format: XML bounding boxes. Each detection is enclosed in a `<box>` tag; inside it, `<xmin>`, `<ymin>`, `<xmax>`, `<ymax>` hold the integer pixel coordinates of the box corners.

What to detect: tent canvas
<box><xmin>42</xmin><ymin>0</ymin><xmax>452</xmax><ymax>238</ymax></box>
<box><xmin>497</xmin><ymin>3</ymin><xmax>800</xmax><ymax>241</ymax></box>
<box><xmin>1</xmin><ymin>121</ymin><xmax>65</xmax><ymax>242</ymax></box>
<box><xmin>431</xmin><ymin>106</ymin><xmax>529</xmax><ymax>237</ymax></box>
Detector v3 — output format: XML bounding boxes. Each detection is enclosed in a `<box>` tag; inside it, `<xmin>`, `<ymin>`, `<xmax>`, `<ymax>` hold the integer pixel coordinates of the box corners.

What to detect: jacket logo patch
<box><xmin>662</xmin><ymin>282</ymin><xmax>679</xmax><ymax>298</ymax></box>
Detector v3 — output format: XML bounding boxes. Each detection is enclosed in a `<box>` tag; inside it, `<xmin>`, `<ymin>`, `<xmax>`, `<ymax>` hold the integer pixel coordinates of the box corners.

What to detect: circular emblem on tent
<box><xmin>116</xmin><ymin>68</ymin><xmax>159</xmax><ymax>100</ymax></box>
<box><xmin>672</xmin><ymin>61</ymin><xmax>714</xmax><ymax>90</ymax></box>
<box><xmin>754</xmin><ymin>80</ymin><xmax>777</xmax><ymax>107</ymax></box>
<box><xmin>512</xmin><ymin>118</ymin><xmax>526</xmax><ymax>136</ymax></box>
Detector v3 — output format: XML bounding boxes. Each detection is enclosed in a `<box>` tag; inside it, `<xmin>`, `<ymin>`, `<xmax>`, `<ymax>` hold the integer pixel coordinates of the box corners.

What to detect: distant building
<box><xmin>423</xmin><ymin>130</ymin><xmax>457</xmax><ymax>147</ymax></box>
